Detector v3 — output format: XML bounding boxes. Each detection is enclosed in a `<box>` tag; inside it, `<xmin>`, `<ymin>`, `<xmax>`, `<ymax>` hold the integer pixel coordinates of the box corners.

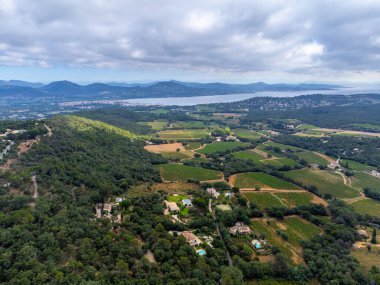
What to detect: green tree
<box><xmin>371</xmin><ymin>228</ymin><xmax>377</xmax><ymax>244</ymax></box>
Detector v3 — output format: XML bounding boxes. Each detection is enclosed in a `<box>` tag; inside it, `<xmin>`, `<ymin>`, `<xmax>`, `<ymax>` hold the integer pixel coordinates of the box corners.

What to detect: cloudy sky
<box><xmin>0</xmin><ymin>0</ymin><xmax>379</xmax><ymax>83</ymax></box>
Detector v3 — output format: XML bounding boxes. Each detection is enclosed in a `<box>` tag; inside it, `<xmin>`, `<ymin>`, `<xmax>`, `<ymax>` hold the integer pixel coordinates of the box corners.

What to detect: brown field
<box><xmin>144</xmin><ymin>143</ymin><xmax>185</xmax><ymax>153</ymax></box>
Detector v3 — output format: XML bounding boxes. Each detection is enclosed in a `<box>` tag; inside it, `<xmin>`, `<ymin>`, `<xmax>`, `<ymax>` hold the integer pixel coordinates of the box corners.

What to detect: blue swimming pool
<box><xmin>197</xmin><ymin>249</ymin><xmax>206</xmax><ymax>256</ymax></box>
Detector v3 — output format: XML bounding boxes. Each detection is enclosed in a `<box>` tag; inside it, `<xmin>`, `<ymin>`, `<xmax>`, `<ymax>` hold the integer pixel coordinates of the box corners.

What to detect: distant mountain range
<box><xmin>0</xmin><ymin>79</ymin><xmax>343</xmax><ymax>101</ymax></box>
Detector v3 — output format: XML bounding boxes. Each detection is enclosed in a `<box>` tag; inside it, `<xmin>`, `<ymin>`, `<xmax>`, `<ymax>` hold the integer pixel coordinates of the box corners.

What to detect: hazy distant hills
<box><xmin>0</xmin><ymin>79</ymin><xmax>342</xmax><ymax>101</ymax></box>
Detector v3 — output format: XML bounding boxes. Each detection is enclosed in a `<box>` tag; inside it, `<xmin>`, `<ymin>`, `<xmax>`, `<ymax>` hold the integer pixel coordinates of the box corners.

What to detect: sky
<box><xmin>0</xmin><ymin>0</ymin><xmax>380</xmax><ymax>84</ymax></box>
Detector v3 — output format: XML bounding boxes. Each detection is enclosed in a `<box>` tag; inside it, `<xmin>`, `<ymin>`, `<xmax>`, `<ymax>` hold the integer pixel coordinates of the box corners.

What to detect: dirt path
<box><xmin>144</xmin><ymin>250</ymin><xmax>157</xmax><ymax>263</ymax></box>
<box><xmin>345</xmin><ymin>194</ymin><xmax>368</xmax><ymax>205</ymax></box>
<box><xmin>45</xmin><ymin>124</ymin><xmax>53</xmax><ymax>137</ymax></box>
<box><xmin>253</xmin><ymin>148</ymin><xmax>272</xmax><ymax>158</ymax></box>
<box><xmin>314</xmin><ymin>152</ymin><xmax>335</xmax><ymax>163</ymax></box>
<box><xmin>335</xmin><ymin>171</ymin><xmax>352</xmax><ymax>186</ymax></box>
<box><xmin>32</xmin><ymin>175</ymin><xmax>38</xmax><ymax>199</ymax></box>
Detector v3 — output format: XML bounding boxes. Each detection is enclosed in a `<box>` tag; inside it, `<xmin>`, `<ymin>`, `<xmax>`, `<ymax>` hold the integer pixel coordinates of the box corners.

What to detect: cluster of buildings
<box><xmin>229</xmin><ymin>222</ymin><xmax>251</xmax><ymax>235</ymax></box>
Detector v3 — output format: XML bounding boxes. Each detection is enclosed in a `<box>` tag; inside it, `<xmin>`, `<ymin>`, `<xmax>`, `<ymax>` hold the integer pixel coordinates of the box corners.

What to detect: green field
<box><xmin>144</xmin><ymin>120</ymin><xmax>168</xmax><ymax>130</ymax></box>
<box><xmin>296</xmin><ymin>151</ymin><xmax>329</xmax><ymax>166</ymax></box>
<box><xmin>157</xmin><ymin>164</ymin><xmax>223</xmax><ymax>182</ymax></box>
<box><xmin>283</xmin><ymin>216</ymin><xmax>320</xmax><ymax>240</ymax></box>
<box><xmin>233</xmin><ymin>172</ymin><xmax>301</xmax><ymax>190</ymax></box>
<box><xmin>352</xmin><ymin>172</ymin><xmax>380</xmax><ymax>191</ymax></box>
<box><xmin>283</xmin><ymin>169</ymin><xmax>360</xmax><ymax>199</ymax></box>
<box><xmin>172</xmin><ymin>121</ymin><xmax>206</xmax><ymax>129</ymax></box>
<box><xmin>197</xmin><ymin>141</ymin><xmax>250</xmax><ymax>155</ymax></box>
<box><xmin>160</xmin><ymin>152</ymin><xmax>192</xmax><ymax>160</ymax></box>
<box><xmin>244</xmin><ymin>192</ymin><xmax>285</xmax><ymax>209</ymax></box>
<box><xmin>233</xmin><ymin>129</ymin><xmax>262</xmax><ymax>140</ymax></box>
<box><xmin>274</xmin><ymin>192</ymin><xmax>314</xmax><ymax>207</ymax></box>
<box><xmin>156</xmin><ymin>129</ymin><xmax>210</xmax><ymax>140</ymax></box>
<box><xmin>184</xmin><ymin>142</ymin><xmax>202</xmax><ymax>150</ymax></box>
<box><xmin>167</xmin><ymin>194</ymin><xmax>188</xmax><ymax>202</ymax></box>
<box><xmin>232</xmin><ymin>150</ymin><xmax>266</xmax><ymax>164</ymax></box>
<box><xmin>261</xmin><ymin>158</ymin><xmax>298</xmax><ymax>168</ymax></box>
<box><xmin>351</xmin><ymin>198</ymin><xmax>380</xmax><ymax>217</ymax></box>
<box><xmin>340</xmin><ymin>159</ymin><xmax>375</xmax><ymax>171</ymax></box>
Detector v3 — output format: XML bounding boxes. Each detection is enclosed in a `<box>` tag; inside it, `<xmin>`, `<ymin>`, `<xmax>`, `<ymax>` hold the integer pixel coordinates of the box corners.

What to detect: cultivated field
<box><xmin>184</xmin><ymin>142</ymin><xmax>202</xmax><ymax>150</ymax></box>
<box><xmin>351</xmin><ymin>172</ymin><xmax>380</xmax><ymax>191</ymax></box>
<box><xmin>261</xmin><ymin>158</ymin><xmax>298</xmax><ymax>168</ymax></box>
<box><xmin>172</xmin><ymin>121</ymin><xmax>206</xmax><ymax>129</ymax></box>
<box><xmin>251</xmin><ymin>219</ymin><xmax>301</xmax><ymax>264</ymax></box>
<box><xmin>157</xmin><ymin>164</ymin><xmax>223</xmax><ymax>182</ymax></box>
<box><xmin>232</xmin><ymin>150</ymin><xmax>266</xmax><ymax>164</ymax></box>
<box><xmin>244</xmin><ymin>192</ymin><xmax>285</xmax><ymax>209</ymax></box>
<box><xmin>156</xmin><ymin>129</ymin><xmax>210</xmax><ymax>140</ymax></box>
<box><xmin>351</xmin><ymin>198</ymin><xmax>380</xmax><ymax>217</ymax></box>
<box><xmin>296</xmin><ymin>151</ymin><xmax>329</xmax><ymax>166</ymax></box>
<box><xmin>283</xmin><ymin>168</ymin><xmax>360</xmax><ymax>199</ymax></box>
<box><xmin>231</xmin><ymin>172</ymin><xmax>301</xmax><ymax>190</ymax></box>
<box><xmin>144</xmin><ymin>120</ymin><xmax>168</xmax><ymax>130</ymax></box>
<box><xmin>274</xmin><ymin>192</ymin><xmax>314</xmax><ymax>207</ymax></box>
<box><xmin>340</xmin><ymin>159</ymin><xmax>375</xmax><ymax>171</ymax></box>
<box><xmin>160</xmin><ymin>152</ymin><xmax>192</xmax><ymax>160</ymax></box>
<box><xmin>197</xmin><ymin>141</ymin><xmax>249</xmax><ymax>155</ymax></box>
<box><xmin>233</xmin><ymin>129</ymin><xmax>263</xmax><ymax>140</ymax></box>
<box><xmin>352</xmin><ymin>249</ymin><xmax>380</xmax><ymax>272</ymax></box>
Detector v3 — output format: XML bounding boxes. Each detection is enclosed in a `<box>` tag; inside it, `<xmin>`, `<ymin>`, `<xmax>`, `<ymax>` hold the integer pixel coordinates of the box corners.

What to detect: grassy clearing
<box><xmin>244</xmin><ymin>192</ymin><xmax>285</xmax><ymax>209</ymax></box>
<box><xmin>341</xmin><ymin>159</ymin><xmax>375</xmax><ymax>171</ymax></box>
<box><xmin>184</xmin><ymin>142</ymin><xmax>202</xmax><ymax>150</ymax></box>
<box><xmin>167</xmin><ymin>194</ymin><xmax>188</xmax><ymax>202</ymax></box>
<box><xmin>283</xmin><ymin>168</ymin><xmax>360</xmax><ymax>199</ymax></box>
<box><xmin>352</xmin><ymin>172</ymin><xmax>380</xmax><ymax>191</ymax></box>
<box><xmin>296</xmin><ymin>151</ymin><xmax>329</xmax><ymax>166</ymax></box>
<box><xmin>233</xmin><ymin>172</ymin><xmax>301</xmax><ymax>190</ymax></box>
<box><xmin>352</xmin><ymin>249</ymin><xmax>380</xmax><ymax>272</ymax></box>
<box><xmin>351</xmin><ymin>199</ymin><xmax>380</xmax><ymax>217</ymax></box>
<box><xmin>157</xmin><ymin>164</ymin><xmax>223</xmax><ymax>182</ymax></box>
<box><xmin>261</xmin><ymin>158</ymin><xmax>298</xmax><ymax>168</ymax></box>
<box><xmin>274</xmin><ymin>192</ymin><xmax>314</xmax><ymax>207</ymax></box>
<box><xmin>232</xmin><ymin>150</ymin><xmax>266</xmax><ymax>164</ymax></box>
<box><xmin>197</xmin><ymin>141</ymin><xmax>249</xmax><ymax>155</ymax></box>
<box><xmin>233</xmin><ymin>129</ymin><xmax>263</xmax><ymax>140</ymax></box>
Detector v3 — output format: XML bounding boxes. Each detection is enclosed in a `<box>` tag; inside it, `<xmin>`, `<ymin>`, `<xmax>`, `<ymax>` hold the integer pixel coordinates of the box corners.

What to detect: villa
<box><xmin>206</xmin><ymin>187</ymin><xmax>220</xmax><ymax>198</ymax></box>
<box><xmin>181</xmin><ymin>231</ymin><xmax>202</xmax><ymax>246</ymax></box>
<box><xmin>229</xmin><ymin>222</ymin><xmax>251</xmax><ymax>235</ymax></box>
<box><xmin>164</xmin><ymin>201</ymin><xmax>180</xmax><ymax>213</ymax></box>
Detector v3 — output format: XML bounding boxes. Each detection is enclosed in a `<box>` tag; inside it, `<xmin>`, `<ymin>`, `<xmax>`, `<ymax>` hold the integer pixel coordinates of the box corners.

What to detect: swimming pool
<box><xmin>197</xmin><ymin>249</ymin><xmax>206</xmax><ymax>256</ymax></box>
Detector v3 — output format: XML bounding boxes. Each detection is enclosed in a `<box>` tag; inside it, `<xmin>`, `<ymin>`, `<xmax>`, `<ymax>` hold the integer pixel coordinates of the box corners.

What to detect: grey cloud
<box><xmin>0</xmin><ymin>0</ymin><xmax>380</xmax><ymax>79</ymax></box>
